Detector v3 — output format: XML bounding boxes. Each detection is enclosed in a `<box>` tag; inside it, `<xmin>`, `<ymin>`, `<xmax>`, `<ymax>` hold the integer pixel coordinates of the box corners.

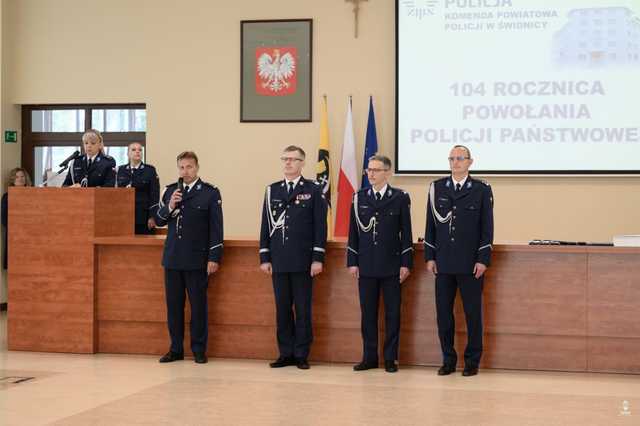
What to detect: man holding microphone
<box><xmin>155</xmin><ymin>151</ymin><xmax>223</xmax><ymax>364</ymax></box>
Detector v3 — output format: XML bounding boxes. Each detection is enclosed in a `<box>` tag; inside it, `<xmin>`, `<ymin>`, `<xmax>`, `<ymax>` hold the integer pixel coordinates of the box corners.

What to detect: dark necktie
<box><xmin>455</xmin><ymin>183</ymin><xmax>461</xmax><ymax>192</ymax></box>
<box><xmin>375</xmin><ymin>192</ymin><xmax>382</xmax><ymax>201</ymax></box>
<box><xmin>87</xmin><ymin>159</ymin><xmax>92</xmax><ymax>168</ymax></box>
<box><xmin>288</xmin><ymin>181</ymin><xmax>294</xmax><ymax>194</ymax></box>
<box><xmin>184</xmin><ymin>185</ymin><xmax>189</xmax><ymax>193</ymax></box>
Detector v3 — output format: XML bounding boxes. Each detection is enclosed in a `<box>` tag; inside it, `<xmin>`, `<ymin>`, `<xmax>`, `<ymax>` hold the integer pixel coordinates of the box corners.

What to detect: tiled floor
<box><xmin>0</xmin><ymin>311</ymin><xmax>637</xmax><ymax>425</ymax></box>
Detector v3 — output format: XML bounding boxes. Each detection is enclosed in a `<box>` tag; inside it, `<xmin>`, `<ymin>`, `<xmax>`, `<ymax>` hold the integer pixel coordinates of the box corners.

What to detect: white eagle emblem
<box><xmin>257</xmin><ymin>49</ymin><xmax>296</xmax><ymax>93</ymax></box>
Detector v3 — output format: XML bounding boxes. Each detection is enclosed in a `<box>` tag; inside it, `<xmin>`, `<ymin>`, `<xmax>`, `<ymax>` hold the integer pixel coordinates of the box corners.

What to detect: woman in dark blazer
<box><xmin>62</xmin><ymin>129</ymin><xmax>116</xmax><ymax>187</ymax></box>
<box><xmin>116</xmin><ymin>142</ymin><xmax>160</xmax><ymax>234</ymax></box>
<box><xmin>2</xmin><ymin>167</ymin><xmax>33</xmax><ymax>269</ymax></box>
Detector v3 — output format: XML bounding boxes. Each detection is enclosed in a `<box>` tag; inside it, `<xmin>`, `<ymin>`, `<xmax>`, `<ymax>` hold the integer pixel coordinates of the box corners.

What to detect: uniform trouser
<box><xmin>435</xmin><ymin>273</ymin><xmax>484</xmax><ymax>368</ymax></box>
<box><xmin>358</xmin><ymin>275</ymin><xmax>402</xmax><ymax>364</ymax></box>
<box><xmin>272</xmin><ymin>271</ymin><xmax>313</xmax><ymax>360</ymax></box>
<box><xmin>164</xmin><ymin>268</ymin><xmax>209</xmax><ymax>355</ymax></box>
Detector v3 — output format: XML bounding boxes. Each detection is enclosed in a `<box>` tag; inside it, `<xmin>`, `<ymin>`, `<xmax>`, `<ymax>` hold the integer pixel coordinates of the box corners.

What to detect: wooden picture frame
<box><xmin>240</xmin><ymin>19</ymin><xmax>313</xmax><ymax>122</ymax></box>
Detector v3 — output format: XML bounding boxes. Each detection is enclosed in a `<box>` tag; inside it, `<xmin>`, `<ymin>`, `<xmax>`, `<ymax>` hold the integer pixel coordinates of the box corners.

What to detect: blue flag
<box><xmin>361</xmin><ymin>96</ymin><xmax>378</xmax><ymax>189</ymax></box>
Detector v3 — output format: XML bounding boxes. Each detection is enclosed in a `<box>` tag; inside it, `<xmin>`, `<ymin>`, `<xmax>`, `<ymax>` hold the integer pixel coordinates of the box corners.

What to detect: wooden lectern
<box><xmin>7</xmin><ymin>187</ymin><xmax>134</xmax><ymax>353</ymax></box>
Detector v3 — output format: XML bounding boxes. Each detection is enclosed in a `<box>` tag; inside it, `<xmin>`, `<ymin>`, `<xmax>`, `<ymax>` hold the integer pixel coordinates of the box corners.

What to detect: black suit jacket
<box><xmin>259</xmin><ymin>176</ymin><xmax>328</xmax><ymax>273</ymax></box>
<box><xmin>347</xmin><ymin>185</ymin><xmax>414</xmax><ymax>278</ymax></box>
<box><xmin>116</xmin><ymin>163</ymin><xmax>160</xmax><ymax>225</ymax></box>
<box><xmin>62</xmin><ymin>152</ymin><xmax>116</xmax><ymax>187</ymax></box>
<box><xmin>424</xmin><ymin>176</ymin><xmax>494</xmax><ymax>274</ymax></box>
<box><xmin>155</xmin><ymin>179</ymin><xmax>223</xmax><ymax>270</ymax></box>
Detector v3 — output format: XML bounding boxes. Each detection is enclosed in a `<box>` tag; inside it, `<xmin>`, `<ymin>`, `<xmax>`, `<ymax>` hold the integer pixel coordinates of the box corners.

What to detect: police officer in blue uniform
<box><xmin>116</xmin><ymin>142</ymin><xmax>160</xmax><ymax>235</ymax></box>
<box><xmin>347</xmin><ymin>154</ymin><xmax>413</xmax><ymax>373</ymax></box>
<box><xmin>424</xmin><ymin>145</ymin><xmax>494</xmax><ymax>377</ymax></box>
<box><xmin>259</xmin><ymin>145</ymin><xmax>328</xmax><ymax>370</ymax></box>
<box><xmin>155</xmin><ymin>151</ymin><xmax>223</xmax><ymax>364</ymax></box>
<box><xmin>63</xmin><ymin>129</ymin><xmax>116</xmax><ymax>187</ymax></box>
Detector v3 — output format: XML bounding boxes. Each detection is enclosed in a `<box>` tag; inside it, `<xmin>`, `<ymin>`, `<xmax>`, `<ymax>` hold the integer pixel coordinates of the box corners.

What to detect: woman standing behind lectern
<box><xmin>116</xmin><ymin>142</ymin><xmax>160</xmax><ymax>234</ymax></box>
<box><xmin>62</xmin><ymin>129</ymin><xmax>116</xmax><ymax>188</ymax></box>
<box><xmin>2</xmin><ymin>167</ymin><xmax>33</xmax><ymax>269</ymax></box>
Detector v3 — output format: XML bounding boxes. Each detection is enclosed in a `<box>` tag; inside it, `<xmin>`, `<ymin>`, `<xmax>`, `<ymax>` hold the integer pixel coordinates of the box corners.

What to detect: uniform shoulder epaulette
<box><xmin>267</xmin><ymin>181</ymin><xmax>277</xmax><ymax>190</ymax></box>
<box><xmin>102</xmin><ymin>154</ymin><xmax>115</xmax><ymax>161</ymax></box>
<box><xmin>201</xmin><ymin>181</ymin><xmax>217</xmax><ymax>190</ymax></box>
<box><xmin>165</xmin><ymin>182</ymin><xmax>178</xmax><ymax>188</ymax></box>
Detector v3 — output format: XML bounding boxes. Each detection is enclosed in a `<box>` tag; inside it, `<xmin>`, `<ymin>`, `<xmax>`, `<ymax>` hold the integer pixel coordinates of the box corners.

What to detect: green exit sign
<box><xmin>4</xmin><ymin>130</ymin><xmax>17</xmax><ymax>143</ymax></box>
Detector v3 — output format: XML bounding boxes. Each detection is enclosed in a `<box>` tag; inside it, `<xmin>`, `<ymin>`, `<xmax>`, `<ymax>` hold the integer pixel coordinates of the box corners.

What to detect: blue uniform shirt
<box><xmin>62</xmin><ymin>152</ymin><xmax>116</xmax><ymax>187</ymax></box>
<box><xmin>347</xmin><ymin>185</ymin><xmax>414</xmax><ymax>278</ymax></box>
<box><xmin>424</xmin><ymin>175</ymin><xmax>494</xmax><ymax>274</ymax></box>
<box><xmin>155</xmin><ymin>179</ymin><xmax>223</xmax><ymax>270</ymax></box>
<box><xmin>259</xmin><ymin>176</ymin><xmax>328</xmax><ymax>273</ymax></box>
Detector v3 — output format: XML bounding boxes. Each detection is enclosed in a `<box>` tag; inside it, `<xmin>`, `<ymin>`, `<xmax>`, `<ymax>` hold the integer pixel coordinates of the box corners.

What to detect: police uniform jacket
<box><xmin>424</xmin><ymin>176</ymin><xmax>494</xmax><ymax>274</ymax></box>
<box><xmin>62</xmin><ymin>152</ymin><xmax>116</xmax><ymax>187</ymax></box>
<box><xmin>259</xmin><ymin>176</ymin><xmax>328</xmax><ymax>273</ymax></box>
<box><xmin>347</xmin><ymin>185</ymin><xmax>414</xmax><ymax>278</ymax></box>
<box><xmin>116</xmin><ymin>162</ymin><xmax>160</xmax><ymax>226</ymax></box>
<box><xmin>155</xmin><ymin>179</ymin><xmax>223</xmax><ymax>270</ymax></box>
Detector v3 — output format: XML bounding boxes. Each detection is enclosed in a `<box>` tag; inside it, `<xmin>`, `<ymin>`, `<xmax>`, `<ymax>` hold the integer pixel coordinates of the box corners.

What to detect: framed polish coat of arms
<box><xmin>241</xmin><ymin>19</ymin><xmax>312</xmax><ymax>122</ymax></box>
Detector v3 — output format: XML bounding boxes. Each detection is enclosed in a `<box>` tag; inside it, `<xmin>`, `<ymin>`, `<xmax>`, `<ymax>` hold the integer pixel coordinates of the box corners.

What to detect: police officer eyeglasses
<box><xmin>448</xmin><ymin>156</ymin><xmax>470</xmax><ymax>162</ymax></box>
<box><xmin>366</xmin><ymin>168</ymin><xmax>389</xmax><ymax>173</ymax></box>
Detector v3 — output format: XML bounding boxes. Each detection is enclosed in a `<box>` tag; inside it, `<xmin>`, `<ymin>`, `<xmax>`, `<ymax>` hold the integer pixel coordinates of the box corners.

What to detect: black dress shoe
<box><xmin>194</xmin><ymin>352</ymin><xmax>208</xmax><ymax>364</ymax></box>
<box><xmin>296</xmin><ymin>359</ymin><xmax>310</xmax><ymax>370</ymax></box>
<box><xmin>437</xmin><ymin>365</ymin><xmax>456</xmax><ymax>376</ymax></box>
<box><xmin>462</xmin><ymin>367</ymin><xmax>478</xmax><ymax>377</ymax></box>
<box><xmin>269</xmin><ymin>357</ymin><xmax>296</xmax><ymax>368</ymax></box>
<box><xmin>384</xmin><ymin>361</ymin><xmax>398</xmax><ymax>373</ymax></box>
<box><xmin>353</xmin><ymin>361</ymin><xmax>378</xmax><ymax>371</ymax></box>
<box><xmin>159</xmin><ymin>351</ymin><xmax>184</xmax><ymax>363</ymax></box>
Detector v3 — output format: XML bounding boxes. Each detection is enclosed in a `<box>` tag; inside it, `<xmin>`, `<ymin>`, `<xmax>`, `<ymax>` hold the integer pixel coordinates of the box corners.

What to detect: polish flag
<box><xmin>335</xmin><ymin>98</ymin><xmax>358</xmax><ymax>237</ymax></box>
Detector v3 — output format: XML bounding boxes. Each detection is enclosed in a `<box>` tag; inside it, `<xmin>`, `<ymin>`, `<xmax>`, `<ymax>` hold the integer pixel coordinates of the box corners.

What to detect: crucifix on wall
<box><xmin>345</xmin><ymin>0</ymin><xmax>368</xmax><ymax>38</ymax></box>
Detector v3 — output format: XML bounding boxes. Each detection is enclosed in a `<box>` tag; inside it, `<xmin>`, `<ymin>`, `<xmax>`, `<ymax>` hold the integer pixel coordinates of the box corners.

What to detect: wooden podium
<box><xmin>7</xmin><ymin>187</ymin><xmax>134</xmax><ymax>353</ymax></box>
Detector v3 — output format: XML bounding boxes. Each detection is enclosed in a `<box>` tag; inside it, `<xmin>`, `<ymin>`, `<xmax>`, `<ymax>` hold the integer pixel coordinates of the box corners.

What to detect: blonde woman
<box><xmin>2</xmin><ymin>167</ymin><xmax>33</xmax><ymax>269</ymax></box>
<box><xmin>62</xmin><ymin>129</ymin><xmax>116</xmax><ymax>187</ymax></box>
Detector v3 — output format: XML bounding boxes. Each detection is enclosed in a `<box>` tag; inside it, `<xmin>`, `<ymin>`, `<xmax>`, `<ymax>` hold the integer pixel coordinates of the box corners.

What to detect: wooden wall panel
<box><xmin>587</xmin><ymin>252</ymin><xmax>640</xmax><ymax>373</ymax></box>
<box><xmin>588</xmin><ymin>253</ymin><xmax>640</xmax><ymax>338</ymax></box>
<box><xmin>587</xmin><ymin>337</ymin><xmax>640</xmax><ymax>373</ymax></box>
<box><xmin>93</xmin><ymin>189</ymin><xmax>135</xmax><ymax>237</ymax></box>
<box><xmin>8</xmin><ymin>188</ymin><xmax>134</xmax><ymax>353</ymax></box>
<box><xmin>99</xmin><ymin>321</ymin><xmax>171</xmax><ymax>355</ymax></box>
<box><xmin>209</xmin><ymin>247</ymin><xmax>275</xmax><ymax>326</ymax></box>
<box><xmin>486</xmin><ymin>251</ymin><xmax>587</xmax><ymax>336</ymax></box>
<box><xmin>8</xmin><ymin>188</ymin><xmax>97</xmax><ymax>353</ymax></box>
<box><xmin>97</xmin><ymin>245</ymin><xmax>166</xmax><ymax>322</ymax></box>
<box><xmin>12</xmin><ymin>229</ymin><xmax>638</xmax><ymax>374</ymax></box>
<box><xmin>482</xmin><ymin>334</ymin><xmax>587</xmax><ymax>372</ymax></box>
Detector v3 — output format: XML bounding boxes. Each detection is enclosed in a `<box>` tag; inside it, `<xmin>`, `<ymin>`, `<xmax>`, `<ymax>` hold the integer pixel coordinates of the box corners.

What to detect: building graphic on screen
<box><xmin>553</xmin><ymin>7</ymin><xmax>640</xmax><ymax>68</ymax></box>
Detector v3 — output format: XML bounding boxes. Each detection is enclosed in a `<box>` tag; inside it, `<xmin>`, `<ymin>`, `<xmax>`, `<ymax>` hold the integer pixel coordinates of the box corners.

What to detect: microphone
<box><xmin>176</xmin><ymin>177</ymin><xmax>184</xmax><ymax>209</ymax></box>
<box><xmin>59</xmin><ymin>150</ymin><xmax>80</xmax><ymax>168</ymax></box>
